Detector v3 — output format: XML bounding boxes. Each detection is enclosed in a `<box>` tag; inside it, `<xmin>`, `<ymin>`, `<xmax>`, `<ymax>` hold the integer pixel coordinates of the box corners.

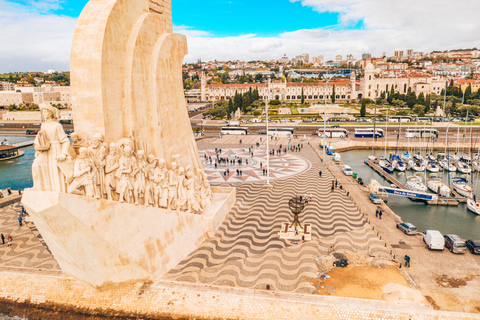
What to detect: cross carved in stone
<box><xmin>149</xmin><ymin>0</ymin><xmax>163</xmax><ymax>14</ymax></box>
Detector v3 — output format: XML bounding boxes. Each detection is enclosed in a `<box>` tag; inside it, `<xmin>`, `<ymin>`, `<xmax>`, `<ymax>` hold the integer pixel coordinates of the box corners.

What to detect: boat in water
<box><xmin>426</xmin><ymin>161</ymin><xmax>440</xmax><ymax>173</ymax></box>
<box><xmin>439</xmin><ymin>160</ymin><xmax>456</xmax><ymax>172</ymax></box>
<box><xmin>449</xmin><ymin>154</ymin><xmax>460</xmax><ymax>162</ymax></box>
<box><xmin>406</xmin><ymin>174</ymin><xmax>427</xmax><ymax>192</ymax></box>
<box><xmin>379</xmin><ymin>157</ymin><xmax>395</xmax><ymax>173</ymax></box>
<box><xmin>409</xmin><ymin>159</ymin><xmax>425</xmax><ymax>172</ymax></box>
<box><xmin>451</xmin><ymin>177</ymin><xmax>473</xmax><ymax>197</ymax></box>
<box><xmin>425</xmin><ymin>153</ymin><xmax>436</xmax><ymax>162</ymax></box>
<box><xmin>333</xmin><ymin>153</ymin><xmax>341</xmax><ymax>162</ymax></box>
<box><xmin>467</xmin><ymin>195</ymin><xmax>480</xmax><ymax>215</ymax></box>
<box><xmin>401</xmin><ymin>151</ymin><xmax>411</xmax><ymax>162</ymax></box>
<box><xmin>456</xmin><ymin>161</ymin><xmax>471</xmax><ymax>174</ymax></box>
<box><xmin>427</xmin><ymin>176</ymin><xmax>451</xmax><ymax>197</ymax></box>
<box><xmin>391</xmin><ymin>155</ymin><xmax>406</xmax><ymax>172</ymax></box>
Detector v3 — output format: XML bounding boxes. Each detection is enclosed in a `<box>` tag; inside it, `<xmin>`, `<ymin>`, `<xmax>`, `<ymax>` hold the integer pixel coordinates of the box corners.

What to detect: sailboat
<box><xmin>427</xmin><ymin>176</ymin><xmax>451</xmax><ymax>197</ymax></box>
<box><xmin>456</xmin><ymin>161</ymin><xmax>471</xmax><ymax>174</ymax></box>
<box><xmin>379</xmin><ymin>157</ymin><xmax>395</xmax><ymax>173</ymax></box>
<box><xmin>451</xmin><ymin>177</ymin><xmax>473</xmax><ymax>197</ymax></box>
<box><xmin>406</xmin><ymin>173</ymin><xmax>428</xmax><ymax>192</ymax></box>
<box><xmin>467</xmin><ymin>194</ymin><xmax>480</xmax><ymax>215</ymax></box>
<box><xmin>426</xmin><ymin>161</ymin><xmax>440</xmax><ymax>173</ymax></box>
<box><xmin>391</xmin><ymin>155</ymin><xmax>406</xmax><ymax>172</ymax></box>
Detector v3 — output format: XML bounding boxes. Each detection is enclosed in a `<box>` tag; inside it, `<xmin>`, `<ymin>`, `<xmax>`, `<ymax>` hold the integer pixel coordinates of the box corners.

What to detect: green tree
<box><xmin>387</xmin><ymin>87</ymin><xmax>395</xmax><ymax>104</ymax></box>
<box><xmin>464</xmin><ymin>84</ymin><xmax>472</xmax><ymax>103</ymax></box>
<box><xmin>406</xmin><ymin>88</ymin><xmax>416</xmax><ymax>109</ymax></box>
<box><xmin>332</xmin><ymin>85</ymin><xmax>336</xmax><ymax>103</ymax></box>
<box><xmin>417</xmin><ymin>92</ymin><xmax>425</xmax><ymax>106</ymax></box>
<box><xmin>242</xmin><ymin>94</ymin><xmax>250</xmax><ymax>112</ymax></box>
<box><xmin>413</xmin><ymin>104</ymin><xmax>425</xmax><ymax>117</ymax></box>
<box><xmin>301</xmin><ymin>88</ymin><xmax>305</xmax><ymax>104</ymax></box>
<box><xmin>360</xmin><ymin>99</ymin><xmax>366</xmax><ymax>117</ymax></box>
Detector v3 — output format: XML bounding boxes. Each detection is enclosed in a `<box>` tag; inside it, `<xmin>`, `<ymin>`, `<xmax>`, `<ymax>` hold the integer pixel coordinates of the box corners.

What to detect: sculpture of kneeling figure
<box><xmin>68</xmin><ymin>147</ymin><xmax>95</xmax><ymax>197</ymax></box>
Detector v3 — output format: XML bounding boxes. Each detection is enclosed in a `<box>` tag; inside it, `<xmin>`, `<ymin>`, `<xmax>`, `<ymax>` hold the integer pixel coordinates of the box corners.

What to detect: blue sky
<box><xmin>1</xmin><ymin>0</ymin><xmax>480</xmax><ymax>72</ymax></box>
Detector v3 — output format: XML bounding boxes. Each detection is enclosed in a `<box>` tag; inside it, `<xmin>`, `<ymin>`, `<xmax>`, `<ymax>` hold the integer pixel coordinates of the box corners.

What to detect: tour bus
<box><xmin>354</xmin><ymin>128</ymin><xmax>384</xmax><ymax>138</ymax></box>
<box><xmin>318</xmin><ymin>128</ymin><xmax>349</xmax><ymax>138</ymax></box>
<box><xmin>220</xmin><ymin>127</ymin><xmax>249</xmax><ymax>135</ymax></box>
<box><xmin>389</xmin><ymin>116</ymin><xmax>413</xmax><ymax>123</ymax></box>
<box><xmin>405</xmin><ymin>128</ymin><xmax>438</xmax><ymax>138</ymax></box>
<box><xmin>258</xmin><ymin>127</ymin><xmax>295</xmax><ymax>136</ymax></box>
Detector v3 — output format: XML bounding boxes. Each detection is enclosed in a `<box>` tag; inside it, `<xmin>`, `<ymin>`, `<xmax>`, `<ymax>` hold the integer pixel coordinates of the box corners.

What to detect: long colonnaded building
<box><xmin>201</xmin><ymin>63</ymin><xmax>447</xmax><ymax>102</ymax></box>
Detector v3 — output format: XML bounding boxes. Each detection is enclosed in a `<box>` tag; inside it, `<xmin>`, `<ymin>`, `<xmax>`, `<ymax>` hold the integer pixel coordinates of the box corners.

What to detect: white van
<box><xmin>342</xmin><ymin>165</ymin><xmax>353</xmax><ymax>176</ymax></box>
<box><xmin>424</xmin><ymin>230</ymin><xmax>445</xmax><ymax>251</ymax></box>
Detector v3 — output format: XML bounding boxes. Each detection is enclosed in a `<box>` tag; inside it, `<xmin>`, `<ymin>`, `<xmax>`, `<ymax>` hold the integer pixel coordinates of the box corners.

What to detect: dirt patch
<box><xmin>434</xmin><ymin>273</ymin><xmax>476</xmax><ymax>288</ymax></box>
<box><xmin>425</xmin><ymin>295</ymin><xmax>441</xmax><ymax>310</ymax></box>
<box><xmin>309</xmin><ymin>265</ymin><xmax>415</xmax><ymax>301</ymax></box>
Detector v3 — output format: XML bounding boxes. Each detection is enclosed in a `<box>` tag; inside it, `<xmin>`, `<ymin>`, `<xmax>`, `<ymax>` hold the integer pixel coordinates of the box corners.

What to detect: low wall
<box><xmin>0</xmin><ymin>270</ymin><xmax>478</xmax><ymax>320</ymax></box>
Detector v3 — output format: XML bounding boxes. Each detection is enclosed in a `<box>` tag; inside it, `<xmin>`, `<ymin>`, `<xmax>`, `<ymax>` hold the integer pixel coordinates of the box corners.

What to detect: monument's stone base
<box><xmin>278</xmin><ymin>222</ymin><xmax>312</xmax><ymax>241</ymax></box>
<box><xmin>21</xmin><ymin>187</ymin><xmax>235</xmax><ymax>288</ymax></box>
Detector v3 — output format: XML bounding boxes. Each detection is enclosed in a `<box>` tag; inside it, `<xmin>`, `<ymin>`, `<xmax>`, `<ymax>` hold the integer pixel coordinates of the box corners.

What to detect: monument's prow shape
<box><xmin>22</xmin><ymin>0</ymin><xmax>236</xmax><ymax>289</ymax></box>
<box><xmin>71</xmin><ymin>0</ymin><xmax>199</xmax><ymax>168</ymax></box>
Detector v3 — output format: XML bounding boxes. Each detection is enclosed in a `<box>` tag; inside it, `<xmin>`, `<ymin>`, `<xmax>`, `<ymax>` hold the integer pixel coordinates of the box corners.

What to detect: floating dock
<box><xmin>365</xmin><ymin>159</ymin><xmax>465</xmax><ymax>206</ymax></box>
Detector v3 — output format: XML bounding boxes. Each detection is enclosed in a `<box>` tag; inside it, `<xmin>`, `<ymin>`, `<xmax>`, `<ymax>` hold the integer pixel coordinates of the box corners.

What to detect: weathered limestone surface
<box><xmin>0</xmin><ymin>271</ymin><xmax>479</xmax><ymax>320</ymax></box>
<box><xmin>71</xmin><ymin>0</ymin><xmax>199</xmax><ymax>169</ymax></box>
<box><xmin>22</xmin><ymin>187</ymin><xmax>235</xmax><ymax>288</ymax></box>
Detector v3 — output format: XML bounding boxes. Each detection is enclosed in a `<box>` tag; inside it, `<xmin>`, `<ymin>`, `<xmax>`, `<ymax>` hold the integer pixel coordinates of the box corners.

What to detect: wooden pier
<box><xmin>365</xmin><ymin>159</ymin><xmax>466</xmax><ymax>206</ymax></box>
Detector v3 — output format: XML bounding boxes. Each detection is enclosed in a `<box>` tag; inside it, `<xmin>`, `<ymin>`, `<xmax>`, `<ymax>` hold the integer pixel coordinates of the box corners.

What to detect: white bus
<box><xmin>405</xmin><ymin>128</ymin><xmax>438</xmax><ymax>138</ymax></box>
<box><xmin>389</xmin><ymin>116</ymin><xmax>413</xmax><ymax>123</ymax></box>
<box><xmin>221</xmin><ymin>127</ymin><xmax>249</xmax><ymax>135</ymax></box>
<box><xmin>318</xmin><ymin>128</ymin><xmax>349</xmax><ymax>138</ymax></box>
<box><xmin>354</xmin><ymin>128</ymin><xmax>384</xmax><ymax>138</ymax></box>
<box><xmin>258</xmin><ymin>127</ymin><xmax>295</xmax><ymax>136</ymax></box>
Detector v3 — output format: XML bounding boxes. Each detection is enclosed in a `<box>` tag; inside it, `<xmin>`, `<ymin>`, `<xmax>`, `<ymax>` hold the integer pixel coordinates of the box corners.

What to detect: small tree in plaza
<box><xmin>301</xmin><ymin>88</ymin><xmax>305</xmax><ymax>104</ymax></box>
<box><xmin>332</xmin><ymin>85</ymin><xmax>336</xmax><ymax>103</ymax></box>
<box><xmin>360</xmin><ymin>99</ymin><xmax>366</xmax><ymax>117</ymax></box>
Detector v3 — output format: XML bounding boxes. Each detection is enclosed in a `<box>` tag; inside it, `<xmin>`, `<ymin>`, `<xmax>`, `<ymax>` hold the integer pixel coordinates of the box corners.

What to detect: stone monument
<box><xmin>22</xmin><ymin>0</ymin><xmax>235</xmax><ymax>288</ymax></box>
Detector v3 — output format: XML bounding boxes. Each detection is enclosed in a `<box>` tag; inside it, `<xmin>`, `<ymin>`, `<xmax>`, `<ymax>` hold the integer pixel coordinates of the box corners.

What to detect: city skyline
<box><xmin>1</xmin><ymin>0</ymin><xmax>480</xmax><ymax>73</ymax></box>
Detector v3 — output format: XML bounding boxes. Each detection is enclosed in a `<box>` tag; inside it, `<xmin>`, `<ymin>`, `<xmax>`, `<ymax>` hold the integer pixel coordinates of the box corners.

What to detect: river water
<box><xmin>0</xmin><ymin>136</ymin><xmax>34</xmax><ymax>191</ymax></box>
<box><xmin>342</xmin><ymin>149</ymin><xmax>480</xmax><ymax>241</ymax></box>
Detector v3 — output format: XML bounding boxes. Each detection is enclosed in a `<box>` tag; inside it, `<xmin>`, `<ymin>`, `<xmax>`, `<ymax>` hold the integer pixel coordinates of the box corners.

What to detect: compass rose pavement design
<box><xmin>199</xmin><ymin>147</ymin><xmax>311</xmax><ymax>184</ymax></box>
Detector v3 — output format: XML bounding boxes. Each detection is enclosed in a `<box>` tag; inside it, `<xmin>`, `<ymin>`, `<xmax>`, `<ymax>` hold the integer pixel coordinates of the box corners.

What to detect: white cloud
<box><xmin>2</xmin><ymin>0</ymin><xmax>480</xmax><ymax>72</ymax></box>
<box><xmin>184</xmin><ymin>0</ymin><xmax>480</xmax><ymax>62</ymax></box>
<box><xmin>0</xmin><ymin>0</ymin><xmax>76</xmax><ymax>73</ymax></box>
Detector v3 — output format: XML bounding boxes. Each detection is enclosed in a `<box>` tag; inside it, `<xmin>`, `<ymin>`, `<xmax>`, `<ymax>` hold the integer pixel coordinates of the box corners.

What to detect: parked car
<box><xmin>369</xmin><ymin>193</ymin><xmax>383</xmax><ymax>204</ymax></box>
<box><xmin>466</xmin><ymin>240</ymin><xmax>480</xmax><ymax>254</ymax></box>
<box><xmin>396</xmin><ymin>222</ymin><xmax>418</xmax><ymax>235</ymax></box>
<box><xmin>32</xmin><ymin>123</ymin><xmax>41</xmax><ymax>126</ymax></box>
<box><xmin>0</xmin><ymin>123</ymin><xmax>5</xmax><ymax>126</ymax></box>
<box><xmin>444</xmin><ymin>234</ymin><xmax>467</xmax><ymax>254</ymax></box>
<box><xmin>424</xmin><ymin>230</ymin><xmax>444</xmax><ymax>250</ymax></box>
<box><xmin>342</xmin><ymin>165</ymin><xmax>353</xmax><ymax>176</ymax></box>
<box><xmin>331</xmin><ymin>125</ymin><xmax>340</xmax><ymax>128</ymax></box>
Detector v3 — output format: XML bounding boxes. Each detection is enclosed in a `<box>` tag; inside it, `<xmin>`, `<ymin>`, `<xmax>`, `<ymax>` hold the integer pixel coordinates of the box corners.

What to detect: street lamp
<box><xmin>322</xmin><ymin>74</ymin><xmax>334</xmax><ymax>166</ymax></box>
<box><xmin>265</xmin><ymin>79</ymin><xmax>271</xmax><ymax>186</ymax></box>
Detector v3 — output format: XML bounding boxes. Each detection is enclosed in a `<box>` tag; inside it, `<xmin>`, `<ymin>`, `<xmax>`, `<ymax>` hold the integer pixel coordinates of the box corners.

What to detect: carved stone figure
<box><xmin>67</xmin><ymin>147</ymin><xmax>95</xmax><ymax>197</ymax></box>
<box><xmin>116</xmin><ymin>146</ymin><xmax>136</xmax><ymax>203</ymax></box>
<box><xmin>176</xmin><ymin>167</ymin><xmax>187</xmax><ymax>210</ymax></box>
<box><xmin>194</xmin><ymin>168</ymin><xmax>204</xmax><ymax>204</ymax></box>
<box><xmin>144</xmin><ymin>155</ymin><xmax>157</xmax><ymax>207</ymax></box>
<box><xmin>133</xmin><ymin>150</ymin><xmax>148</xmax><ymax>205</ymax></box>
<box><xmin>167</xmin><ymin>162</ymin><xmax>179</xmax><ymax>210</ymax></box>
<box><xmin>154</xmin><ymin>159</ymin><xmax>168</xmax><ymax>208</ymax></box>
<box><xmin>104</xmin><ymin>143</ymin><xmax>119</xmax><ymax>201</ymax></box>
<box><xmin>70</xmin><ymin>132</ymin><xmax>89</xmax><ymax>156</ymax></box>
<box><xmin>88</xmin><ymin>133</ymin><xmax>107</xmax><ymax>199</ymax></box>
<box><xmin>199</xmin><ymin>173</ymin><xmax>213</xmax><ymax>211</ymax></box>
<box><xmin>184</xmin><ymin>166</ymin><xmax>202</xmax><ymax>214</ymax></box>
<box><xmin>32</xmin><ymin>104</ymin><xmax>72</xmax><ymax>193</ymax></box>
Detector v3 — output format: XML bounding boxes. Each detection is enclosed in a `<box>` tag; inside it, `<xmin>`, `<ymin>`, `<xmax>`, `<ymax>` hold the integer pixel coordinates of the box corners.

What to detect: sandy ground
<box><xmin>310</xmin><ymin>265</ymin><xmax>427</xmax><ymax>304</ymax></box>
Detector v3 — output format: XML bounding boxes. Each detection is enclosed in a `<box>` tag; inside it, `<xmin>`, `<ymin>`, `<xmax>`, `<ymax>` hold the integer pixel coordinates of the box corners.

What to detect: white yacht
<box><xmin>439</xmin><ymin>160</ymin><xmax>456</xmax><ymax>172</ymax></box>
<box><xmin>467</xmin><ymin>195</ymin><xmax>480</xmax><ymax>215</ymax></box>
<box><xmin>401</xmin><ymin>152</ymin><xmax>411</xmax><ymax>162</ymax></box>
<box><xmin>408</xmin><ymin>159</ymin><xmax>425</xmax><ymax>172</ymax></box>
<box><xmin>451</xmin><ymin>177</ymin><xmax>473</xmax><ymax>197</ymax></box>
<box><xmin>456</xmin><ymin>161</ymin><xmax>471</xmax><ymax>174</ymax></box>
<box><xmin>427</xmin><ymin>176</ymin><xmax>451</xmax><ymax>197</ymax></box>
<box><xmin>406</xmin><ymin>175</ymin><xmax>428</xmax><ymax>193</ymax></box>
<box><xmin>426</xmin><ymin>161</ymin><xmax>440</xmax><ymax>173</ymax></box>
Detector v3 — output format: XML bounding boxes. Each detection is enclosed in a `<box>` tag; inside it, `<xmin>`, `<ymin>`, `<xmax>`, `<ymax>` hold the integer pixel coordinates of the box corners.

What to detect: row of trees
<box><xmin>204</xmin><ymin>88</ymin><xmax>262</xmax><ymax>119</ymax></box>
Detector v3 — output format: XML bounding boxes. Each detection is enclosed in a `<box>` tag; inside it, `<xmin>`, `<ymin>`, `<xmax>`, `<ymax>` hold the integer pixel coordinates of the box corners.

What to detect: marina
<box><xmin>342</xmin><ymin>149</ymin><xmax>480</xmax><ymax>240</ymax></box>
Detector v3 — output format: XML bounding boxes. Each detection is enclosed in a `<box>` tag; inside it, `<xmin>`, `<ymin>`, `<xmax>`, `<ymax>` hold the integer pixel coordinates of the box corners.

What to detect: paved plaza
<box><xmin>0</xmin><ymin>136</ymin><xmax>389</xmax><ymax>293</ymax></box>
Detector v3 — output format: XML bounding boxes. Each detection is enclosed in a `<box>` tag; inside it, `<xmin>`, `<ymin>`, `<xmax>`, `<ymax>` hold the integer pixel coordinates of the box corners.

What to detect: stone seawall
<box><xmin>0</xmin><ymin>270</ymin><xmax>479</xmax><ymax>320</ymax></box>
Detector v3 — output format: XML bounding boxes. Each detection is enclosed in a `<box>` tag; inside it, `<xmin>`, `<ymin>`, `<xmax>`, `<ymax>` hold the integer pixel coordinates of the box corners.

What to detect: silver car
<box><xmin>396</xmin><ymin>222</ymin><xmax>417</xmax><ymax>235</ymax></box>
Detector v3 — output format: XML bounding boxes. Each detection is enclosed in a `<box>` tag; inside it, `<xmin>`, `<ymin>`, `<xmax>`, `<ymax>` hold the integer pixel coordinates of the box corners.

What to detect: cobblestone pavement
<box><xmin>165</xmin><ymin>140</ymin><xmax>390</xmax><ymax>292</ymax></box>
<box><xmin>0</xmin><ymin>202</ymin><xmax>61</xmax><ymax>271</ymax></box>
<box><xmin>201</xmin><ymin>146</ymin><xmax>310</xmax><ymax>184</ymax></box>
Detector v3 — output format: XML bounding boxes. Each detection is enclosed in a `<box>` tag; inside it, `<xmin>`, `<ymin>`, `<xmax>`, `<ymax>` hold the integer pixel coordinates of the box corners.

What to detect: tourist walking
<box><xmin>375</xmin><ymin>206</ymin><xmax>379</xmax><ymax>218</ymax></box>
<box><xmin>335</xmin><ymin>180</ymin><xmax>338</xmax><ymax>188</ymax></box>
<box><xmin>378</xmin><ymin>209</ymin><xmax>383</xmax><ymax>220</ymax></box>
<box><xmin>319</xmin><ymin>170</ymin><xmax>322</xmax><ymax>178</ymax></box>
<box><xmin>1</xmin><ymin>233</ymin><xmax>4</xmax><ymax>245</ymax></box>
<box><xmin>404</xmin><ymin>255</ymin><xmax>411</xmax><ymax>268</ymax></box>
<box><xmin>7</xmin><ymin>235</ymin><xmax>12</xmax><ymax>246</ymax></box>
<box><xmin>304</xmin><ymin>193</ymin><xmax>309</xmax><ymax>204</ymax></box>
<box><xmin>18</xmin><ymin>216</ymin><xmax>23</xmax><ymax>227</ymax></box>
